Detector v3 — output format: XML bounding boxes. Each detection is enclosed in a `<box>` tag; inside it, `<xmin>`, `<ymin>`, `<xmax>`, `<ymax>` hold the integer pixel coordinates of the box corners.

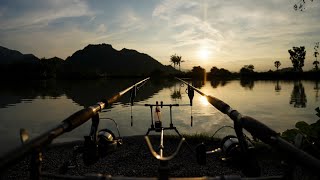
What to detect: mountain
<box><xmin>0</xmin><ymin>46</ymin><xmax>41</xmax><ymax>79</ymax></box>
<box><xmin>65</xmin><ymin>44</ymin><xmax>178</xmax><ymax>76</ymax></box>
<box><xmin>42</xmin><ymin>56</ymin><xmax>64</xmax><ymax>61</ymax></box>
<box><xmin>0</xmin><ymin>46</ymin><xmax>39</xmax><ymax>64</ymax></box>
<box><xmin>0</xmin><ymin>44</ymin><xmax>179</xmax><ymax>79</ymax></box>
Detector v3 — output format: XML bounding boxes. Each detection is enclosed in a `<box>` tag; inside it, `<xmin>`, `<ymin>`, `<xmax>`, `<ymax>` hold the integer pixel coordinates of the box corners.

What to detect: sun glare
<box><xmin>198</xmin><ymin>48</ymin><xmax>210</xmax><ymax>60</ymax></box>
<box><xmin>199</xmin><ymin>96</ymin><xmax>209</xmax><ymax>106</ymax></box>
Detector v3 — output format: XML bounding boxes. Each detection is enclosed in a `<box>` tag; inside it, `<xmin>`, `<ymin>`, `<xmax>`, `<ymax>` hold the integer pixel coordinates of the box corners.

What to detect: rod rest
<box><xmin>144</xmin><ymin>136</ymin><xmax>185</xmax><ymax>161</ymax></box>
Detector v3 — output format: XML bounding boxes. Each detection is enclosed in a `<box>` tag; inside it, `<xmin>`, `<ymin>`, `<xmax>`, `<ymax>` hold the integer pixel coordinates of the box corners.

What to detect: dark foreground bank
<box><xmin>1</xmin><ymin>135</ymin><xmax>309</xmax><ymax>179</ymax></box>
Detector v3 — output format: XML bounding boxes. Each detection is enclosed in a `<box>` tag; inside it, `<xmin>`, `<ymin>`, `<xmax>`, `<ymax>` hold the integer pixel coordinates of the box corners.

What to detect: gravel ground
<box><xmin>1</xmin><ymin>135</ymin><xmax>285</xmax><ymax>179</ymax></box>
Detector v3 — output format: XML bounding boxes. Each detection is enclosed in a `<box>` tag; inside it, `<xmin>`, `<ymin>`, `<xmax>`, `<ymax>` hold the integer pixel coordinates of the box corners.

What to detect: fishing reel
<box><xmin>196</xmin><ymin>135</ymin><xmax>255</xmax><ymax>165</ymax></box>
<box><xmin>97</xmin><ymin>129</ymin><xmax>120</xmax><ymax>157</ymax></box>
<box><xmin>83</xmin><ymin>128</ymin><xmax>122</xmax><ymax>166</ymax></box>
<box><xmin>220</xmin><ymin>135</ymin><xmax>254</xmax><ymax>162</ymax></box>
<box><xmin>82</xmin><ymin>114</ymin><xmax>122</xmax><ymax>166</ymax></box>
<box><xmin>84</xmin><ymin>127</ymin><xmax>122</xmax><ymax>166</ymax></box>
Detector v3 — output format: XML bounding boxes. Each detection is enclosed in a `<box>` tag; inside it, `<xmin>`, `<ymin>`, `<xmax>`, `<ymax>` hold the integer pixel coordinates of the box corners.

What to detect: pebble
<box><xmin>1</xmin><ymin>135</ymin><xmax>285</xmax><ymax>179</ymax></box>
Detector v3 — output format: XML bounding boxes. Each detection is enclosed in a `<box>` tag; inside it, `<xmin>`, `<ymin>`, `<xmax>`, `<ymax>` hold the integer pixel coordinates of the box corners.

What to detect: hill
<box><xmin>65</xmin><ymin>44</ymin><xmax>178</xmax><ymax>77</ymax></box>
<box><xmin>0</xmin><ymin>46</ymin><xmax>39</xmax><ymax>64</ymax></box>
<box><xmin>0</xmin><ymin>44</ymin><xmax>179</xmax><ymax>79</ymax></box>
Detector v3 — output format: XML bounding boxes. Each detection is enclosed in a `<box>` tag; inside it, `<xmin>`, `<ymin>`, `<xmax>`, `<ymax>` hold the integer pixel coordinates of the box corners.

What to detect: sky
<box><xmin>0</xmin><ymin>0</ymin><xmax>319</xmax><ymax>72</ymax></box>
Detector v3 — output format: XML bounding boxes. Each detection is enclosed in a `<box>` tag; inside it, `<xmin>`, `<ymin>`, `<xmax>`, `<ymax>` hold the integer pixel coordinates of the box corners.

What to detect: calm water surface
<box><xmin>0</xmin><ymin>79</ymin><xmax>319</xmax><ymax>154</ymax></box>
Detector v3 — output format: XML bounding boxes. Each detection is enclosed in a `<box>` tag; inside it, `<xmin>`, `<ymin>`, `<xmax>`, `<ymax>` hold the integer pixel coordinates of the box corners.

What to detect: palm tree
<box><xmin>177</xmin><ymin>58</ymin><xmax>185</xmax><ymax>71</ymax></box>
<box><xmin>170</xmin><ymin>54</ymin><xmax>177</xmax><ymax>69</ymax></box>
<box><xmin>274</xmin><ymin>60</ymin><xmax>281</xmax><ymax>71</ymax></box>
<box><xmin>170</xmin><ymin>54</ymin><xmax>183</xmax><ymax>70</ymax></box>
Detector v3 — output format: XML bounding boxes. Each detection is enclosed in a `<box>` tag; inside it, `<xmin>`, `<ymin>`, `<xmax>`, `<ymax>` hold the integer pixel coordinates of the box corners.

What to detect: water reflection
<box><xmin>0</xmin><ymin>80</ymin><xmax>64</xmax><ymax>108</ymax></box>
<box><xmin>240</xmin><ymin>79</ymin><xmax>254</xmax><ymax>90</ymax></box>
<box><xmin>2</xmin><ymin>79</ymin><xmax>318</xmax><ymax>111</ymax></box>
<box><xmin>170</xmin><ymin>83</ymin><xmax>182</xmax><ymax>101</ymax></box>
<box><xmin>192</xmin><ymin>80</ymin><xmax>205</xmax><ymax>88</ymax></box>
<box><xmin>63</xmin><ymin>79</ymin><xmax>170</xmax><ymax>107</ymax></box>
<box><xmin>315</xmin><ymin>80</ymin><xmax>319</xmax><ymax>102</ymax></box>
<box><xmin>210</xmin><ymin>80</ymin><xmax>230</xmax><ymax>88</ymax></box>
<box><xmin>1</xmin><ymin>79</ymin><xmax>320</xmax><ymax>155</ymax></box>
<box><xmin>290</xmin><ymin>81</ymin><xmax>307</xmax><ymax>108</ymax></box>
<box><xmin>275</xmin><ymin>80</ymin><xmax>281</xmax><ymax>93</ymax></box>
<box><xmin>0</xmin><ymin>79</ymin><xmax>174</xmax><ymax>109</ymax></box>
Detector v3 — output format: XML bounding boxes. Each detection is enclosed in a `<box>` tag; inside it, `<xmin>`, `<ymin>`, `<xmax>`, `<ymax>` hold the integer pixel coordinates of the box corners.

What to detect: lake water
<box><xmin>0</xmin><ymin>79</ymin><xmax>319</xmax><ymax>155</ymax></box>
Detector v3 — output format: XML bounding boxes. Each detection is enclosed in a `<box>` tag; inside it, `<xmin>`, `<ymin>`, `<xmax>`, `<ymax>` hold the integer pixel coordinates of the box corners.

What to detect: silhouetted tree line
<box><xmin>203</xmin><ymin>44</ymin><xmax>320</xmax><ymax>81</ymax></box>
<box><xmin>0</xmin><ymin>58</ymin><xmax>114</xmax><ymax>80</ymax></box>
<box><xmin>0</xmin><ymin>57</ymin><xmax>69</xmax><ymax>80</ymax></box>
<box><xmin>0</xmin><ymin>56</ymin><xmax>180</xmax><ymax>80</ymax></box>
<box><xmin>208</xmin><ymin>66</ymin><xmax>237</xmax><ymax>79</ymax></box>
<box><xmin>2</xmin><ymin>43</ymin><xmax>320</xmax><ymax>80</ymax></box>
<box><xmin>182</xmin><ymin>66</ymin><xmax>206</xmax><ymax>80</ymax></box>
<box><xmin>0</xmin><ymin>62</ymin><xmax>42</xmax><ymax>79</ymax></box>
<box><xmin>178</xmin><ymin>64</ymin><xmax>320</xmax><ymax>81</ymax></box>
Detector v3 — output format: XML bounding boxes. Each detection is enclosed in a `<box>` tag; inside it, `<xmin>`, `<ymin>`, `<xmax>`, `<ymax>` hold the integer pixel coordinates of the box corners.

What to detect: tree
<box><xmin>208</xmin><ymin>66</ymin><xmax>232</xmax><ymax>78</ymax></box>
<box><xmin>274</xmin><ymin>61</ymin><xmax>281</xmax><ymax>70</ymax></box>
<box><xmin>313</xmin><ymin>42</ymin><xmax>319</xmax><ymax>71</ymax></box>
<box><xmin>210</xmin><ymin>66</ymin><xmax>219</xmax><ymax>74</ymax></box>
<box><xmin>240</xmin><ymin>64</ymin><xmax>255</xmax><ymax>74</ymax></box>
<box><xmin>293</xmin><ymin>0</ymin><xmax>315</xmax><ymax>11</ymax></box>
<box><xmin>288</xmin><ymin>46</ymin><xmax>306</xmax><ymax>72</ymax></box>
<box><xmin>170</xmin><ymin>54</ymin><xmax>183</xmax><ymax>70</ymax></box>
<box><xmin>191</xmin><ymin>66</ymin><xmax>206</xmax><ymax>79</ymax></box>
<box><xmin>177</xmin><ymin>58</ymin><xmax>184</xmax><ymax>71</ymax></box>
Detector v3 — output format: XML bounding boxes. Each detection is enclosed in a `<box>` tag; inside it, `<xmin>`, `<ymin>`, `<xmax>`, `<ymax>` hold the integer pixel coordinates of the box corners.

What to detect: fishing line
<box><xmin>129</xmin><ymin>80</ymin><xmax>148</xmax><ymax>126</ymax></box>
<box><xmin>129</xmin><ymin>86</ymin><xmax>137</xmax><ymax>126</ymax></box>
<box><xmin>100</xmin><ymin>117</ymin><xmax>121</xmax><ymax>139</ymax></box>
<box><xmin>212</xmin><ymin>125</ymin><xmax>234</xmax><ymax>138</ymax></box>
<box><xmin>137</xmin><ymin>80</ymin><xmax>148</xmax><ymax>90</ymax></box>
<box><xmin>211</xmin><ymin>125</ymin><xmax>253</xmax><ymax>143</ymax></box>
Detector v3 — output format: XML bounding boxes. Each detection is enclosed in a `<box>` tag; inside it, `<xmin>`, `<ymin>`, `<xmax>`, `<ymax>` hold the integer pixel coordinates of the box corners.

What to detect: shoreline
<box><xmin>2</xmin><ymin>135</ymin><xmax>284</xmax><ymax>179</ymax></box>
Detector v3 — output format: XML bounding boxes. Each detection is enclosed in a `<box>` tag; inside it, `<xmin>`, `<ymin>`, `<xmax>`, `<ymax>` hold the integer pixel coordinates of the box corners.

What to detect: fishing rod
<box><xmin>175</xmin><ymin>77</ymin><xmax>320</xmax><ymax>175</ymax></box>
<box><xmin>0</xmin><ymin>77</ymin><xmax>150</xmax><ymax>178</ymax></box>
<box><xmin>2</xmin><ymin>77</ymin><xmax>319</xmax><ymax>180</ymax></box>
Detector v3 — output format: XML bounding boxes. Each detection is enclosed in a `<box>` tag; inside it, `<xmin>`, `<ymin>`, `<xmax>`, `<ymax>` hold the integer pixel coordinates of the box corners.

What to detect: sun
<box><xmin>198</xmin><ymin>48</ymin><xmax>210</xmax><ymax>60</ymax></box>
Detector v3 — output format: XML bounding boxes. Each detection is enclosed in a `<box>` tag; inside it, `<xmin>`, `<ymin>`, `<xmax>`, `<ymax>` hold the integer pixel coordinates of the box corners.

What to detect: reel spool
<box><xmin>97</xmin><ymin>129</ymin><xmax>119</xmax><ymax>157</ymax></box>
<box><xmin>83</xmin><ymin>128</ymin><xmax>120</xmax><ymax>166</ymax></box>
<box><xmin>220</xmin><ymin>135</ymin><xmax>241</xmax><ymax>161</ymax></box>
<box><xmin>220</xmin><ymin>135</ymin><xmax>253</xmax><ymax>162</ymax></box>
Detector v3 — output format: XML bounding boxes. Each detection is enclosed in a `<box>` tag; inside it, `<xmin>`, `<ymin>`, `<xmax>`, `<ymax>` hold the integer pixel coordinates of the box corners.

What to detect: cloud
<box><xmin>119</xmin><ymin>10</ymin><xmax>146</xmax><ymax>31</ymax></box>
<box><xmin>0</xmin><ymin>0</ymin><xmax>93</xmax><ymax>30</ymax></box>
<box><xmin>85</xmin><ymin>10</ymin><xmax>146</xmax><ymax>44</ymax></box>
<box><xmin>1</xmin><ymin>0</ymin><xmax>319</xmax><ymax>71</ymax></box>
<box><xmin>0</xmin><ymin>25</ymin><xmax>95</xmax><ymax>58</ymax></box>
<box><xmin>151</xmin><ymin>0</ymin><xmax>320</xmax><ymax>71</ymax></box>
<box><xmin>96</xmin><ymin>24</ymin><xmax>107</xmax><ymax>33</ymax></box>
<box><xmin>0</xmin><ymin>6</ymin><xmax>6</xmax><ymax>17</ymax></box>
<box><xmin>89</xmin><ymin>16</ymin><xmax>96</xmax><ymax>22</ymax></box>
<box><xmin>152</xmin><ymin>0</ymin><xmax>198</xmax><ymax>20</ymax></box>
<box><xmin>152</xmin><ymin>0</ymin><xmax>224</xmax><ymax>53</ymax></box>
